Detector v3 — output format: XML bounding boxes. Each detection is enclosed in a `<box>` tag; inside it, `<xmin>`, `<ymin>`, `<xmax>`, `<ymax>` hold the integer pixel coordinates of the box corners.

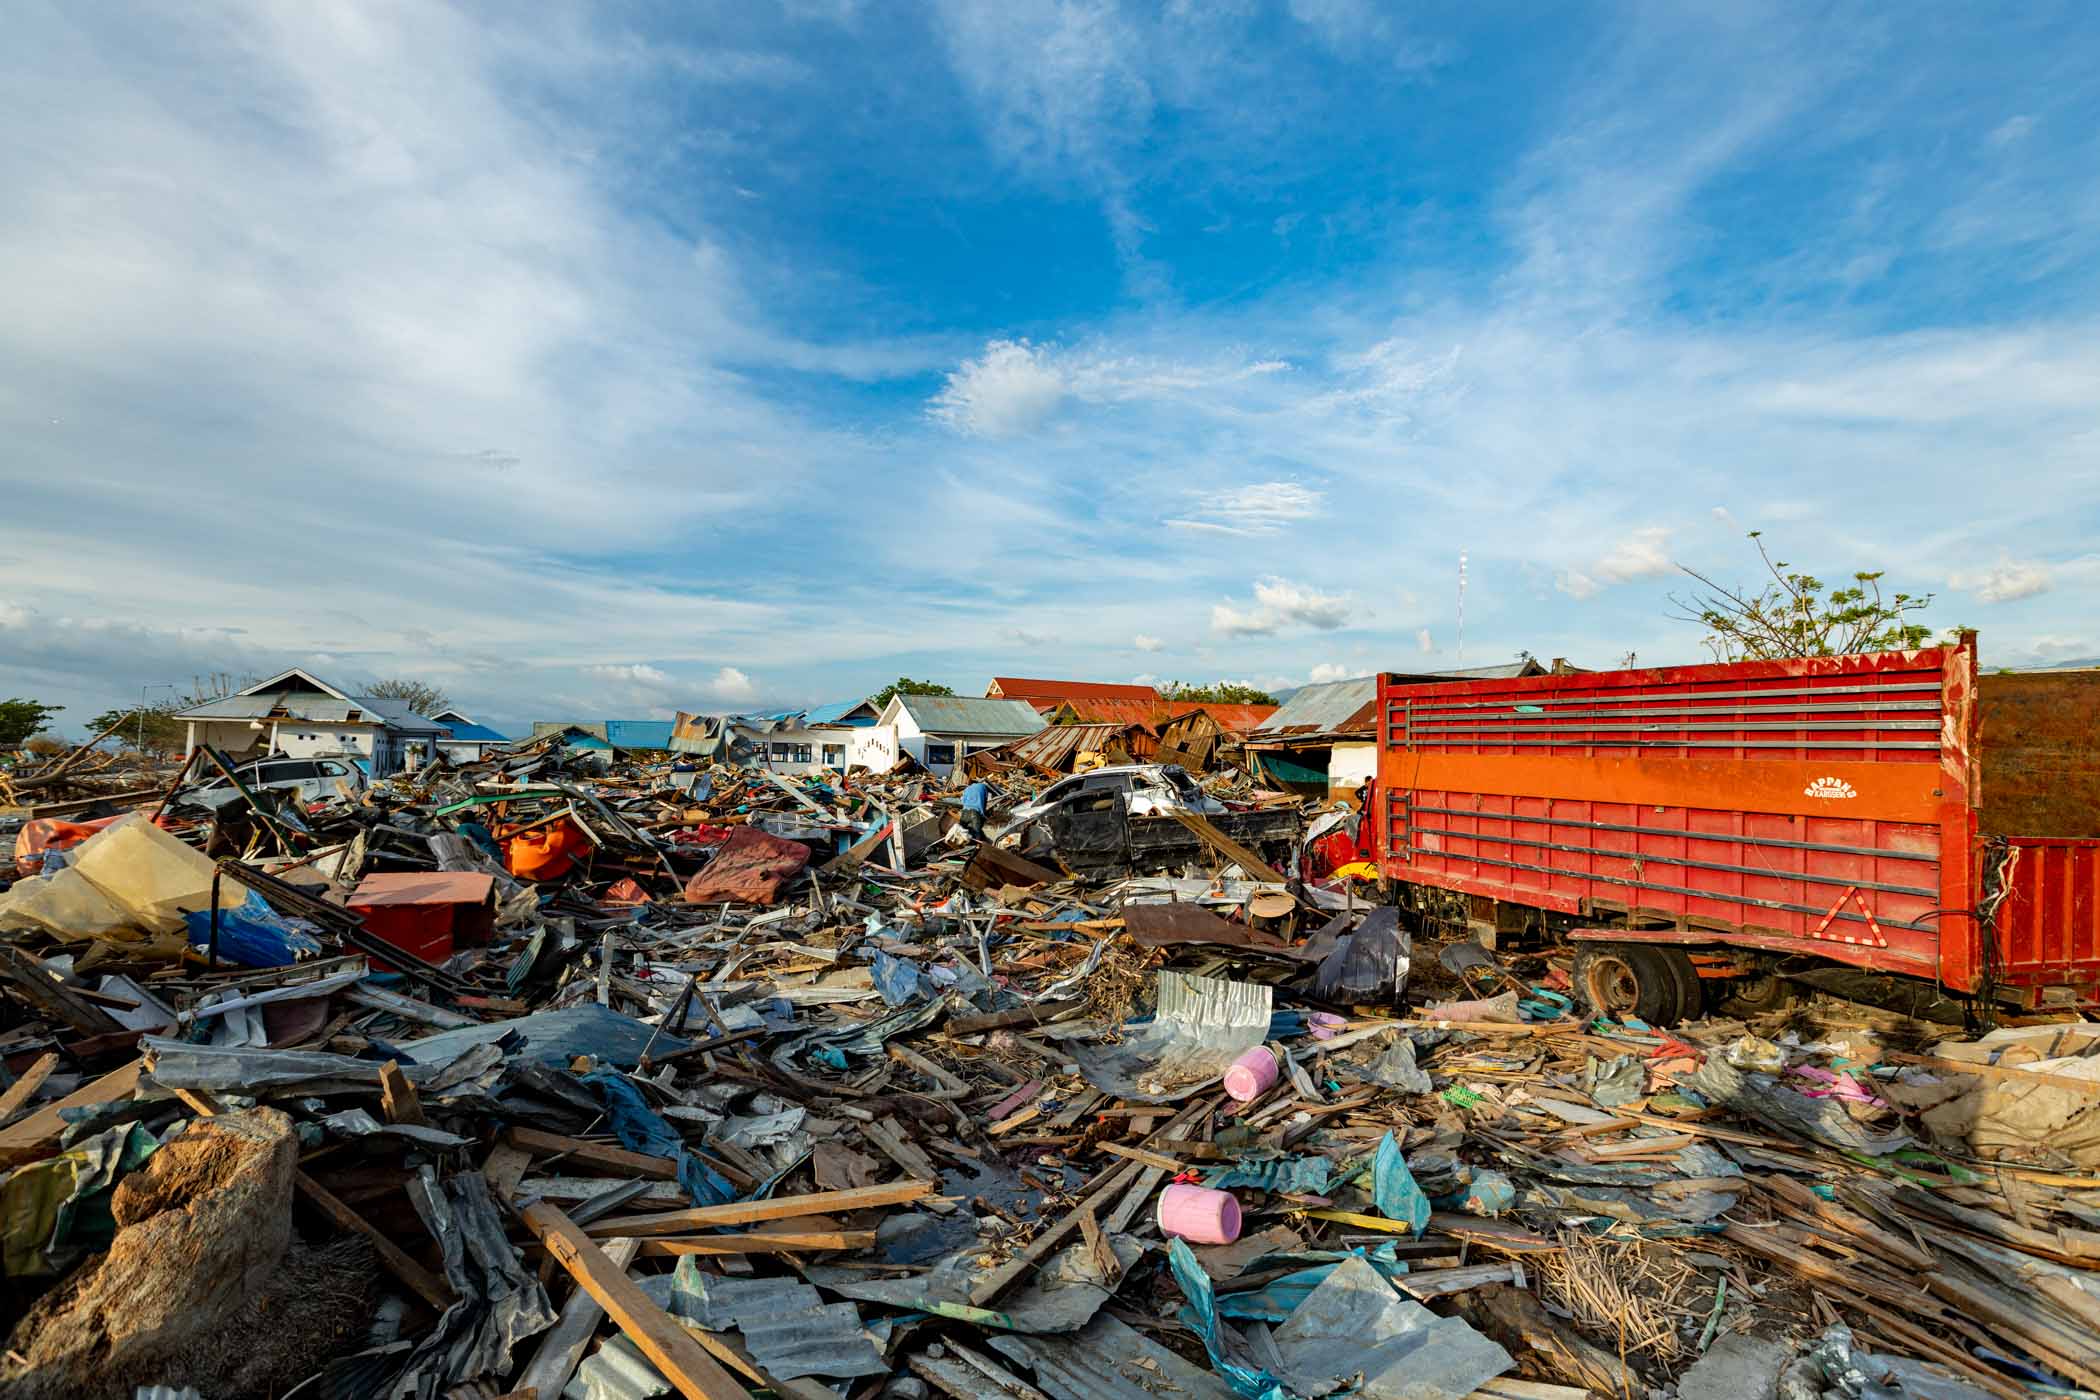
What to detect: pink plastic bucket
<box><xmin>1157</xmin><ymin>1184</ymin><xmax>1242</xmax><ymax>1244</ymax></box>
<box><xmin>1222</xmin><ymin>1046</ymin><xmax>1279</xmax><ymax>1103</ymax></box>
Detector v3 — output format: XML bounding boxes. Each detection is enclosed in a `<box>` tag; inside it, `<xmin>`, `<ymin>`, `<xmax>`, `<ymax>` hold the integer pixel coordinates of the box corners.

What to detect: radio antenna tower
<box><xmin>1455</xmin><ymin>551</ymin><xmax>1468</xmax><ymax>669</ymax></box>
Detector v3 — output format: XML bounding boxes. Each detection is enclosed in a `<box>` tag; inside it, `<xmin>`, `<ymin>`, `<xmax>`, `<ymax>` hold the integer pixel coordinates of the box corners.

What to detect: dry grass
<box><xmin>1539</xmin><ymin>1233</ymin><xmax>1703</xmax><ymax>1368</ymax></box>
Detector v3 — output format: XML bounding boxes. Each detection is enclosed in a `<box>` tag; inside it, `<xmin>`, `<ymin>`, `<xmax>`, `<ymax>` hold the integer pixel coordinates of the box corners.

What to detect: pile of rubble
<box><xmin>0</xmin><ymin>739</ymin><xmax>2096</xmax><ymax>1400</ymax></box>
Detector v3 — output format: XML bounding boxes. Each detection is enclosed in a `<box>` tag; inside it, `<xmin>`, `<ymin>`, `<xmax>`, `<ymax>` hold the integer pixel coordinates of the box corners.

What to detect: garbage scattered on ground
<box><xmin>0</xmin><ymin>725</ymin><xmax>2096</xmax><ymax>1400</ymax></box>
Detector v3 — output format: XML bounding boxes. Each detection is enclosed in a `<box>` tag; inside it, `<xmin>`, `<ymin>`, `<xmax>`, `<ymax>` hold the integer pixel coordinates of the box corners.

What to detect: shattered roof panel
<box><xmin>895</xmin><ymin>695</ymin><xmax>1048</xmax><ymax>737</ymax></box>
<box><xmin>987</xmin><ymin>722</ymin><xmax>1151</xmax><ymax>772</ymax></box>
<box><xmin>173</xmin><ymin>693</ymin><xmax>447</xmax><ymax>733</ymax></box>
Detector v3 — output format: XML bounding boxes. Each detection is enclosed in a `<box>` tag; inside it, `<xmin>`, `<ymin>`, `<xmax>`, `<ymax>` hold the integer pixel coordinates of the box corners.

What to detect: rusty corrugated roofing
<box><xmin>1247</xmin><ymin>676</ymin><xmax>1379</xmax><ymax>741</ymax></box>
<box><xmin>989</xmin><ymin>676</ymin><xmax>1163</xmax><ymax>703</ymax></box>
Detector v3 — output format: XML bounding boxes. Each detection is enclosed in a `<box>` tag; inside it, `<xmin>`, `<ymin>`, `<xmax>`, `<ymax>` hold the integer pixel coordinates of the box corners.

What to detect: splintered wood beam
<box><xmin>520</xmin><ymin>1201</ymin><xmax>752</xmax><ymax>1400</ymax></box>
<box><xmin>378</xmin><ymin>1060</ymin><xmax>426</xmax><ymax>1126</ymax></box>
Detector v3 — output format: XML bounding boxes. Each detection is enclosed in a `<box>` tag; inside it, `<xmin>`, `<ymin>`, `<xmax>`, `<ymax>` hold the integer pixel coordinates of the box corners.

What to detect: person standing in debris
<box><xmin>960</xmin><ymin>778</ymin><xmax>990</xmax><ymax>839</ymax></box>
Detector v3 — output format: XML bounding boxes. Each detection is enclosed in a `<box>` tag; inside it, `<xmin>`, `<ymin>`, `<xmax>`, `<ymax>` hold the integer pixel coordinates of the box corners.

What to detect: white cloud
<box><xmin>1132</xmin><ymin>633</ymin><xmax>1164</xmax><ymax>652</ymax></box>
<box><xmin>1952</xmin><ymin>560</ymin><xmax>2051</xmax><ymax>603</ymax></box>
<box><xmin>1416</xmin><ymin>628</ymin><xmax>1433</xmax><ymax>653</ymax></box>
<box><xmin>1163</xmin><ymin>481</ymin><xmax>1323</xmax><ymax>536</ymax></box>
<box><xmin>929</xmin><ymin>337</ymin><xmax>1289</xmax><ymax>436</ymax></box>
<box><xmin>707</xmin><ymin>666</ymin><xmax>758</xmax><ymax>702</ymax></box>
<box><xmin>1307</xmin><ymin>662</ymin><xmax>1352</xmax><ymax>683</ymax></box>
<box><xmin>1557</xmin><ymin>527</ymin><xmax>1673</xmax><ymax>600</ymax></box>
<box><xmin>1990</xmin><ymin>114</ymin><xmax>2035</xmax><ymax>146</ymax></box>
<box><xmin>584</xmin><ymin>663</ymin><xmax>671</xmax><ymax>686</ymax></box>
<box><xmin>928</xmin><ymin>339</ymin><xmax>1069</xmax><ymax>436</ymax></box>
<box><xmin>1212</xmin><ymin>576</ymin><xmax>1352</xmax><ymax>636</ymax></box>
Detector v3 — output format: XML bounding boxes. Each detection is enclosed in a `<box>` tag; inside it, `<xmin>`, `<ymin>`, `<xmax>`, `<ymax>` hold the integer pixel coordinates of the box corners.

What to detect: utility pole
<box><xmin>137</xmin><ymin>683</ymin><xmax>176</xmax><ymax>756</ymax></box>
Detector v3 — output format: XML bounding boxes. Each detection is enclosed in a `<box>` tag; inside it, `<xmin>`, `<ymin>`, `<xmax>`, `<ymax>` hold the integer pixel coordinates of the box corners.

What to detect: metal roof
<box><xmin>981</xmin><ymin>722</ymin><xmax>1154</xmax><ymax>773</ymax></box>
<box><xmin>802</xmin><ymin>698</ymin><xmax>879</xmax><ymax>725</ymax></box>
<box><xmin>604</xmin><ymin>720</ymin><xmax>675</xmax><ymax>750</ymax></box>
<box><xmin>1247</xmin><ymin>676</ymin><xmax>1379</xmax><ymax>740</ymax></box>
<box><xmin>174</xmin><ymin>692</ymin><xmax>446</xmax><ymax>733</ymax></box>
<box><xmin>990</xmin><ymin>676</ymin><xmax>1162</xmax><ymax>703</ymax></box>
<box><xmin>893</xmin><ymin>694</ymin><xmax>1048</xmax><ymax>737</ymax></box>
<box><xmin>436</xmin><ymin>719</ymin><xmax>508</xmax><ymax>742</ymax></box>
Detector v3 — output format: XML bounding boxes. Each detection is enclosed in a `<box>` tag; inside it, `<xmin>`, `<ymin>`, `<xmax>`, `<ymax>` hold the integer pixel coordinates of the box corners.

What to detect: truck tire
<box><xmin>1573</xmin><ymin>943</ymin><xmax>1699</xmax><ymax>1027</ymax></box>
<box><xmin>1719</xmin><ymin>968</ymin><xmax>1798</xmax><ymax>1017</ymax></box>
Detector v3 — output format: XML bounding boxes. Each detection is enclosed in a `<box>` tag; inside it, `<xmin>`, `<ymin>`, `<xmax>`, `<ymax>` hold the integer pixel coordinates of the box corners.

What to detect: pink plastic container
<box><xmin>1157</xmin><ymin>1184</ymin><xmax>1242</xmax><ymax>1244</ymax></box>
<box><xmin>1222</xmin><ymin>1046</ymin><xmax>1279</xmax><ymax>1102</ymax></box>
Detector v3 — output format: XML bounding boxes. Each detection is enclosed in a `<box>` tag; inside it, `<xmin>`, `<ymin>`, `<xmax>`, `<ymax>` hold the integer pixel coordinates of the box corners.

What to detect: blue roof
<box><xmin>803</xmin><ymin>698</ymin><xmax>878</xmax><ymax>726</ymax></box>
<box><xmin>439</xmin><ymin>720</ymin><xmax>508</xmax><ymax>743</ymax></box>
<box><xmin>604</xmin><ymin>720</ymin><xmax>675</xmax><ymax>750</ymax></box>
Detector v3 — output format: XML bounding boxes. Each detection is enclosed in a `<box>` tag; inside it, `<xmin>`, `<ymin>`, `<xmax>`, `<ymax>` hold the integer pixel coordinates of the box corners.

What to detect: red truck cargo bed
<box><xmin>1375</xmin><ymin>638</ymin><xmax>2100</xmax><ymax>1004</ymax></box>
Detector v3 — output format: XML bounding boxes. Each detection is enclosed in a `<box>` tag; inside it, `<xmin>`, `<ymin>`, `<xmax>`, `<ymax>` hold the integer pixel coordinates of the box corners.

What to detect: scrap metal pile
<box><xmin>0</xmin><ymin>740</ymin><xmax>2097</xmax><ymax>1400</ymax></box>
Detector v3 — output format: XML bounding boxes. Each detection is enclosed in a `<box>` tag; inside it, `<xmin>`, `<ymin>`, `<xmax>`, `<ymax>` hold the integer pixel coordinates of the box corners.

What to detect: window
<box><xmin>769</xmin><ymin>742</ymin><xmax>813</xmax><ymax>763</ymax></box>
<box><xmin>257</xmin><ymin>760</ymin><xmax>319</xmax><ymax>782</ymax></box>
<box><xmin>923</xmin><ymin>742</ymin><xmax>957</xmax><ymax>766</ymax></box>
<box><xmin>821</xmin><ymin>744</ymin><xmax>845</xmax><ymax>766</ymax></box>
<box><xmin>317</xmin><ymin>761</ymin><xmax>348</xmax><ymax>777</ymax></box>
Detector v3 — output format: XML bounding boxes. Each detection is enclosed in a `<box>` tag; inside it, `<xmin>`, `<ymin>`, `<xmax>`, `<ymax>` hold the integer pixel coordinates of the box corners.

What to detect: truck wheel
<box><xmin>1720</xmin><ymin>969</ymin><xmax>1798</xmax><ymax>1017</ymax></box>
<box><xmin>1573</xmin><ymin>943</ymin><xmax>1699</xmax><ymax>1026</ymax></box>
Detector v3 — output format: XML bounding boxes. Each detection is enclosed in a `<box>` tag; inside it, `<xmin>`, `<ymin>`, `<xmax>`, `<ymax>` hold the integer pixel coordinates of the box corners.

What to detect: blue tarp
<box><xmin>1373</xmin><ymin>1131</ymin><xmax>1430</xmax><ymax>1234</ymax></box>
<box><xmin>181</xmin><ymin>891</ymin><xmax>322</xmax><ymax>968</ymax></box>
<box><xmin>1215</xmin><ymin>1242</ymin><xmax>1411</xmax><ymax>1323</ymax></box>
<box><xmin>582</xmin><ymin>1069</ymin><xmax>736</xmax><ymax>1208</ymax></box>
<box><xmin>1167</xmin><ymin>1239</ymin><xmax>1287</xmax><ymax>1400</ymax></box>
<box><xmin>404</xmin><ymin>1004</ymin><xmax>688</xmax><ymax>1068</ymax></box>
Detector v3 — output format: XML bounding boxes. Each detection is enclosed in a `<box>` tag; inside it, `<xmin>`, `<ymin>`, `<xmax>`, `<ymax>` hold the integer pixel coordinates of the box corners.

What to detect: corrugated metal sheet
<box><xmin>895</xmin><ymin>695</ymin><xmax>1048</xmax><ymax>737</ymax></box>
<box><xmin>984</xmin><ymin>723</ymin><xmax>1152</xmax><ymax>773</ymax></box>
<box><xmin>604</xmin><ymin>720</ymin><xmax>675</xmax><ymax>750</ymax></box>
<box><xmin>990</xmin><ymin>677</ymin><xmax>1162</xmax><ymax>703</ymax></box>
<box><xmin>988</xmin><ymin>1314</ymin><xmax>1239</xmax><ymax>1399</ymax></box>
<box><xmin>178</xmin><ymin>693</ymin><xmax>445</xmax><ymax>732</ymax></box>
<box><xmin>1248</xmin><ymin>677</ymin><xmax>1379</xmax><ymax>741</ymax></box>
<box><xmin>436</xmin><ymin>720</ymin><xmax>508</xmax><ymax>742</ymax></box>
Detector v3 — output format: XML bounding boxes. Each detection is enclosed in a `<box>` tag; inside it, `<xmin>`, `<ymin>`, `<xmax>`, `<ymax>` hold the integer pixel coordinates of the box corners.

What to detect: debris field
<box><xmin>0</xmin><ymin>720</ymin><xmax>2097</xmax><ymax>1400</ymax></box>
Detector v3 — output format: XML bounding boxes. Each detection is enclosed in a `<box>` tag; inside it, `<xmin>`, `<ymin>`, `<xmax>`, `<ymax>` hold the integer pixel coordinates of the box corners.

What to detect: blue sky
<box><xmin>4</xmin><ymin>1</ymin><xmax>2098</xmax><ymax>737</ymax></box>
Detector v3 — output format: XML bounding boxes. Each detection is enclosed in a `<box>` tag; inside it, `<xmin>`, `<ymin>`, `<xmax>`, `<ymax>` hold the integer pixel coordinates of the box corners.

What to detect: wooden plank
<box><xmin>0</xmin><ymin>1058</ymin><xmax>142</xmax><ymax>1167</ymax></box>
<box><xmin>506</xmin><ymin>1126</ymin><xmax>681</xmax><ymax>1180</ymax></box>
<box><xmin>522</xmin><ymin>1201</ymin><xmax>752</xmax><ymax>1400</ymax></box>
<box><xmin>1162</xmin><ymin>808</ymin><xmax>1286</xmax><ymax>883</ymax></box>
<box><xmin>1094</xmin><ymin>1141</ymin><xmax>1190</xmax><ymax>1174</ymax></box>
<box><xmin>378</xmin><ymin>1060</ymin><xmax>426</xmax><ymax>1127</ymax></box>
<box><xmin>635</xmin><ymin>1230</ymin><xmax>876</xmax><ymax>1257</ymax></box>
<box><xmin>517</xmin><ymin>1235</ymin><xmax>643</xmax><ymax>1400</ymax></box>
<box><xmin>586</xmin><ymin>1180</ymin><xmax>935</xmax><ymax>1239</ymax></box>
<box><xmin>482</xmin><ymin>1141</ymin><xmax>535</xmax><ymax>1204</ymax></box>
<box><xmin>1882</xmin><ymin>1050</ymin><xmax>2100</xmax><ymax>1099</ymax></box>
<box><xmin>0</xmin><ymin>1053</ymin><xmax>60</xmax><ymax>1124</ymax></box>
<box><xmin>0</xmin><ymin>946</ymin><xmax>123</xmax><ymax>1038</ymax></box>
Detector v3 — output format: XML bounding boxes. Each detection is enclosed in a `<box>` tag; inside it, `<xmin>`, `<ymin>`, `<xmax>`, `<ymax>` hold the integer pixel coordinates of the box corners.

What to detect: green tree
<box><xmin>87</xmin><ymin>703</ymin><xmax>186</xmax><ymax>753</ymax></box>
<box><xmin>1668</xmin><ymin>532</ymin><xmax>1935</xmax><ymax>661</ymax></box>
<box><xmin>0</xmin><ymin>699</ymin><xmax>63</xmax><ymax>747</ymax></box>
<box><xmin>1159</xmin><ymin>680</ymin><xmax>1279</xmax><ymax>706</ymax></box>
<box><xmin>368</xmin><ymin>678</ymin><xmax>452</xmax><ymax>716</ymax></box>
<box><xmin>870</xmin><ymin>677</ymin><xmax>955</xmax><ymax>707</ymax></box>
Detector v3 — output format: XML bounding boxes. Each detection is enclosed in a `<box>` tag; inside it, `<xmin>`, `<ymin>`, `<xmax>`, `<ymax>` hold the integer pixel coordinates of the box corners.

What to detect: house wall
<box><xmin>437</xmin><ymin>741</ymin><xmax>493</xmax><ymax>765</ymax></box>
<box><xmin>748</xmin><ymin>723</ymin><xmax>858</xmax><ymax>775</ymax></box>
<box><xmin>1328</xmin><ymin>741</ymin><xmax>1378</xmax><ymax>802</ymax></box>
<box><xmin>184</xmin><ymin>719</ymin><xmax>419</xmax><ymax>776</ymax></box>
<box><xmin>850</xmin><ymin>724</ymin><xmax>900</xmax><ymax>772</ymax></box>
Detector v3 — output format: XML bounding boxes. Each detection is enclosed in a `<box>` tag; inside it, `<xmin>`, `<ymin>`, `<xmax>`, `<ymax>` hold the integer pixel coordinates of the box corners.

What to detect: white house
<box><xmin>429</xmin><ymin>709</ymin><xmax>509</xmax><ymax>764</ymax></box>
<box><xmin>740</xmin><ymin>698</ymin><xmax>882</xmax><ymax>776</ymax></box>
<box><xmin>175</xmin><ymin>669</ymin><xmax>449</xmax><ymax>777</ymax></box>
<box><xmin>863</xmin><ymin>694</ymin><xmax>1046</xmax><ymax>778</ymax></box>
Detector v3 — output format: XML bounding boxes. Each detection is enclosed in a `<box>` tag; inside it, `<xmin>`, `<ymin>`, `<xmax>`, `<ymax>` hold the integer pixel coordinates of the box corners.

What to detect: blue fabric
<box><xmin>582</xmin><ymin>1069</ymin><xmax>737</xmax><ymax>1207</ymax></box>
<box><xmin>1372</xmin><ymin>1130</ymin><xmax>1430</xmax><ymax>1234</ymax></box>
<box><xmin>961</xmin><ymin>781</ymin><xmax>989</xmax><ymax>813</ymax></box>
<box><xmin>1166</xmin><ymin>1239</ymin><xmax>1288</xmax><ymax>1400</ymax></box>
<box><xmin>870</xmin><ymin>950</ymin><xmax>926</xmax><ymax>1006</ymax></box>
<box><xmin>1215</xmin><ymin>1242</ymin><xmax>1410</xmax><ymax>1322</ymax></box>
<box><xmin>1203</xmin><ymin>1155</ymin><xmax>1331</xmax><ymax>1195</ymax></box>
<box><xmin>181</xmin><ymin>891</ymin><xmax>321</xmax><ymax>968</ymax></box>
